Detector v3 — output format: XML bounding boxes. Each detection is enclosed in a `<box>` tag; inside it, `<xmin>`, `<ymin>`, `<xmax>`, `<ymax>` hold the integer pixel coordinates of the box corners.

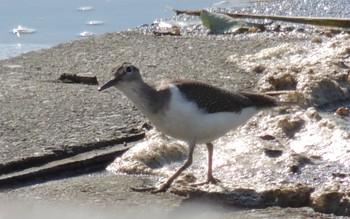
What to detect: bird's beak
<box><xmin>98</xmin><ymin>77</ymin><xmax>118</xmax><ymax>91</ymax></box>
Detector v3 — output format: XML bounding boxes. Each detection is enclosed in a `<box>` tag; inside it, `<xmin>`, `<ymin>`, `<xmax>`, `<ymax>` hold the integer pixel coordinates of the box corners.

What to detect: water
<box><xmin>236</xmin><ymin>0</ymin><xmax>350</xmax><ymax>17</ymax></box>
<box><xmin>0</xmin><ymin>0</ymin><xmax>214</xmax><ymax>59</ymax></box>
<box><xmin>2</xmin><ymin>0</ymin><xmax>349</xmax><ymax>60</ymax></box>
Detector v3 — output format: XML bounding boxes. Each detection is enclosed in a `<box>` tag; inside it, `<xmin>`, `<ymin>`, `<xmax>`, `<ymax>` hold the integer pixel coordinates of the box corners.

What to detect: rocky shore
<box><xmin>0</xmin><ymin>29</ymin><xmax>349</xmax><ymax>218</ymax></box>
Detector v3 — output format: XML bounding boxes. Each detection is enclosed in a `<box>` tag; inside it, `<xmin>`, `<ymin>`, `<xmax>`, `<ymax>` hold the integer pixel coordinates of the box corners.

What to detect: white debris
<box><xmin>12</xmin><ymin>25</ymin><xmax>36</xmax><ymax>37</ymax></box>
<box><xmin>86</xmin><ymin>20</ymin><xmax>104</xmax><ymax>25</ymax></box>
<box><xmin>78</xmin><ymin>6</ymin><xmax>93</xmax><ymax>11</ymax></box>
<box><xmin>79</xmin><ymin>31</ymin><xmax>94</xmax><ymax>37</ymax></box>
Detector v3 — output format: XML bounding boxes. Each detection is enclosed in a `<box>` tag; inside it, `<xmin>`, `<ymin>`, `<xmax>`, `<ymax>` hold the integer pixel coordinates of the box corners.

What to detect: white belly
<box><xmin>146</xmin><ymin>86</ymin><xmax>259</xmax><ymax>144</ymax></box>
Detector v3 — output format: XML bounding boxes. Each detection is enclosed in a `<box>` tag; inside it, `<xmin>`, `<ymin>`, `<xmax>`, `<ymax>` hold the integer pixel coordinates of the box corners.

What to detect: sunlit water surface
<box><xmin>1</xmin><ymin>0</ymin><xmax>349</xmax><ymax>59</ymax></box>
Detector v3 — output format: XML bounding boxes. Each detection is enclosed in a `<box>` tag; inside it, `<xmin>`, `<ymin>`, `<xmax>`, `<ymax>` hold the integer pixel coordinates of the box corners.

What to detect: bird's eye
<box><xmin>125</xmin><ymin>65</ymin><xmax>133</xmax><ymax>74</ymax></box>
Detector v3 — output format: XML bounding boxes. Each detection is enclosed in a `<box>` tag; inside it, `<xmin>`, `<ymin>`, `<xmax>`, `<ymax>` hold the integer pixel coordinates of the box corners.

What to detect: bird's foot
<box><xmin>192</xmin><ymin>176</ymin><xmax>221</xmax><ymax>186</ymax></box>
<box><xmin>131</xmin><ymin>186</ymin><xmax>157</xmax><ymax>192</ymax></box>
<box><xmin>131</xmin><ymin>182</ymin><xmax>170</xmax><ymax>194</ymax></box>
<box><xmin>149</xmin><ymin>183</ymin><xmax>171</xmax><ymax>194</ymax></box>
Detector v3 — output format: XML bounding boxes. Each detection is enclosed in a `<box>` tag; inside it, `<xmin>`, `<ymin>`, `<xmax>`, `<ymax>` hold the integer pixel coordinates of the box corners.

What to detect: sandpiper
<box><xmin>98</xmin><ymin>62</ymin><xmax>278</xmax><ymax>193</ymax></box>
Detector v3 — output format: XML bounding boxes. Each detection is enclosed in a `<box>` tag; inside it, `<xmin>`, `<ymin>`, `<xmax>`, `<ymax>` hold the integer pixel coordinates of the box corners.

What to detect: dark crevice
<box><xmin>0</xmin><ymin>133</ymin><xmax>145</xmax><ymax>190</ymax></box>
<box><xmin>0</xmin><ymin>133</ymin><xmax>145</xmax><ymax>176</ymax></box>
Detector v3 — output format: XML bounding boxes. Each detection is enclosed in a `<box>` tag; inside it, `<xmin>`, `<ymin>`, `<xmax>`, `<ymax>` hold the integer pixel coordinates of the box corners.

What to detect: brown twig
<box><xmin>58</xmin><ymin>73</ymin><xmax>98</xmax><ymax>85</ymax></box>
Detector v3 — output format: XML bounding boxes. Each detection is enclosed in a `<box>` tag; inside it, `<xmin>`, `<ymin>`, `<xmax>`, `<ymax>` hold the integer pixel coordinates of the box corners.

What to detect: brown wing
<box><xmin>173</xmin><ymin>80</ymin><xmax>277</xmax><ymax>114</ymax></box>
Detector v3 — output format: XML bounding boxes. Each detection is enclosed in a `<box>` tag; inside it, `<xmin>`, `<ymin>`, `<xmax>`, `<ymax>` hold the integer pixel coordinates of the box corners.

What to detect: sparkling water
<box><xmin>1</xmin><ymin>0</ymin><xmax>349</xmax><ymax>60</ymax></box>
<box><xmin>0</xmin><ymin>0</ymin><xmax>213</xmax><ymax>59</ymax></box>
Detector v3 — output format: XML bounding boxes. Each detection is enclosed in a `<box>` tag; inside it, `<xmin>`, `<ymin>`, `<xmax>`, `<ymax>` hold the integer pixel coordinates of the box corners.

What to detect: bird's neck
<box><xmin>119</xmin><ymin>81</ymin><xmax>169</xmax><ymax>116</ymax></box>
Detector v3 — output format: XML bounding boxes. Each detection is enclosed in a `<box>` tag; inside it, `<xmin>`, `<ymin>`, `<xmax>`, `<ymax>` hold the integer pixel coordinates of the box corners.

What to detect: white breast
<box><xmin>147</xmin><ymin>85</ymin><xmax>259</xmax><ymax>144</ymax></box>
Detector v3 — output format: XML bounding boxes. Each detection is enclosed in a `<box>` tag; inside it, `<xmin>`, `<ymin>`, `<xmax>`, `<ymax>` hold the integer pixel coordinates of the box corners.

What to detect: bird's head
<box><xmin>98</xmin><ymin>62</ymin><xmax>142</xmax><ymax>91</ymax></box>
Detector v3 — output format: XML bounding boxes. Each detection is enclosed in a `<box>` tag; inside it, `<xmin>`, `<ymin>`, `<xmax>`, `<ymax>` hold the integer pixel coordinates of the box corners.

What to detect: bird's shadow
<box><xmin>168</xmin><ymin>183</ymin><xmax>314</xmax><ymax>214</ymax></box>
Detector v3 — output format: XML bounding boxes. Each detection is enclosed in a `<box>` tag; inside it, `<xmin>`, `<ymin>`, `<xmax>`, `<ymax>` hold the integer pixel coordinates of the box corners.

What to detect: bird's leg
<box><xmin>205</xmin><ymin>143</ymin><xmax>220</xmax><ymax>184</ymax></box>
<box><xmin>132</xmin><ymin>141</ymin><xmax>196</xmax><ymax>193</ymax></box>
<box><xmin>193</xmin><ymin>143</ymin><xmax>220</xmax><ymax>186</ymax></box>
<box><xmin>150</xmin><ymin>142</ymin><xmax>196</xmax><ymax>193</ymax></box>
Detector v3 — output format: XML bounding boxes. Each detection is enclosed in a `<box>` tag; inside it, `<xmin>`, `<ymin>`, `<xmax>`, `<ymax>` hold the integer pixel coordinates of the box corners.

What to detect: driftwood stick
<box><xmin>173</xmin><ymin>9</ymin><xmax>201</xmax><ymax>16</ymax></box>
<box><xmin>59</xmin><ymin>73</ymin><xmax>98</xmax><ymax>85</ymax></box>
<box><xmin>173</xmin><ymin>9</ymin><xmax>350</xmax><ymax>28</ymax></box>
